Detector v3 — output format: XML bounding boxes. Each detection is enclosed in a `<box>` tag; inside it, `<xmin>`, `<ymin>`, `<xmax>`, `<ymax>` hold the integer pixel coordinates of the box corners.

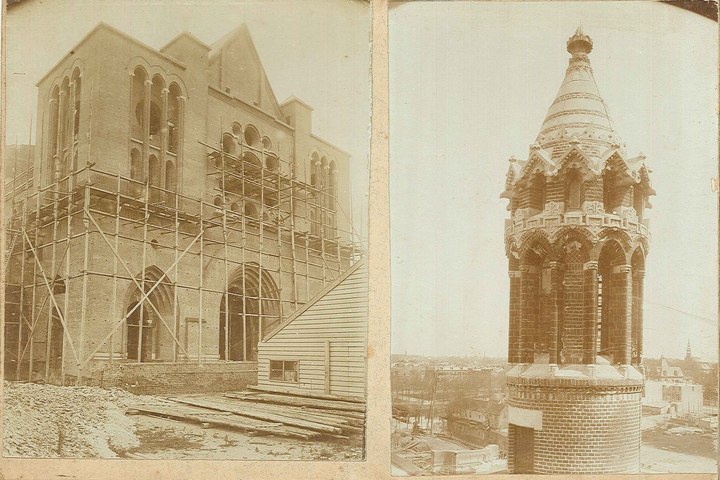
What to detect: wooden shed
<box><xmin>256</xmin><ymin>260</ymin><xmax>368</xmax><ymax>399</ymax></box>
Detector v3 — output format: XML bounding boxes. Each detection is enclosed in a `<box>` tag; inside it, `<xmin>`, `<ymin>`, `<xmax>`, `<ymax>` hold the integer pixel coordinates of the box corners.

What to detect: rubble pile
<box><xmin>3</xmin><ymin>381</ymin><xmax>144</xmax><ymax>458</ymax></box>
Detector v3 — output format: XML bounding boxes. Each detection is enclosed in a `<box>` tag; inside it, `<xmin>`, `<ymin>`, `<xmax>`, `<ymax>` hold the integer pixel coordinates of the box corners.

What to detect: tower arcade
<box><xmin>501</xmin><ymin>28</ymin><xmax>654</xmax><ymax>474</ymax></box>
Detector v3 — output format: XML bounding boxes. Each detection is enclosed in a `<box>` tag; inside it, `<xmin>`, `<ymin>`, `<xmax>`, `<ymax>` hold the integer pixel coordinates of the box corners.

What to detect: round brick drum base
<box><xmin>506</xmin><ymin>364</ymin><xmax>643</xmax><ymax>474</ymax></box>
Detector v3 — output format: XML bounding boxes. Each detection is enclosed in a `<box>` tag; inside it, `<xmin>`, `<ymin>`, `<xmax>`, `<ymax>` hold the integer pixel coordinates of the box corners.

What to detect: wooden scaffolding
<box><xmin>3</xmin><ymin>128</ymin><xmax>364</xmax><ymax>385</ymax></box>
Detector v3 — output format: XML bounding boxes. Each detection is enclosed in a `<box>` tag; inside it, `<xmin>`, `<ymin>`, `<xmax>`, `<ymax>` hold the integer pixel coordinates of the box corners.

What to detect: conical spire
<box><xmin>535</xmin><ymin>28</ymin><xmax>621</xmax><ymax>160</ymax></box>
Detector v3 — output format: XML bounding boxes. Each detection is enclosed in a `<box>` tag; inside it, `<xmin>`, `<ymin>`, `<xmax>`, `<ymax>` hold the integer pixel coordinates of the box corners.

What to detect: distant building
<box><xmin>644</xmin><ymin>380</ymin><xmax>703</xmax><ymax>416</ymax></box>
<box><xmin>445</xmin><ymin>398</ymin><xmax>508</xmax><ymax>452</ymax></box>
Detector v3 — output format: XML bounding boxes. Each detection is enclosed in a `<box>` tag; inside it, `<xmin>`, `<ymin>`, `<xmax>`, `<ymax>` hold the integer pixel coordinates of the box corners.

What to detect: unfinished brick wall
<box><xmin>507</xmin><ymin>379</ymin><xmax>642</xmax><ymax>474</ymax></box>
<box><xmin>86</xmin><ymin>361</ymin><xmax>258</xmax><ymax>394</ymax></box>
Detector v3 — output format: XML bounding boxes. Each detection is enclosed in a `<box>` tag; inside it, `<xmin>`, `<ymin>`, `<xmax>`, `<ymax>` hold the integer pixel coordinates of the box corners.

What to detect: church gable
<box><xmin>208</xmin><ymin>25</ymin><xmax>282</xmax><ymax>118</ymax></box>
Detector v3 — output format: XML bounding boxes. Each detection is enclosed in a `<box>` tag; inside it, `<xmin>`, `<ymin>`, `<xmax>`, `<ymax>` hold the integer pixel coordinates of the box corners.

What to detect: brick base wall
<box><xmin>80</xmin><ymin>361</ymin><xmax>258</xmax><ymax>394</ymax></box>
<box><xmin>507</xmin><ymin>378</ymin><xmax>642</xmax><ymax>474</ymax></box>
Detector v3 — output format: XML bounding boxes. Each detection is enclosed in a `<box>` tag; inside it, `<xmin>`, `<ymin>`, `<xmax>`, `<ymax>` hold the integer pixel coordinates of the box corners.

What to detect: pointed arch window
<box><xmin>566</xmin><ymin>170</ymin><xmax>583</xmax><ymax>211</ymax></box>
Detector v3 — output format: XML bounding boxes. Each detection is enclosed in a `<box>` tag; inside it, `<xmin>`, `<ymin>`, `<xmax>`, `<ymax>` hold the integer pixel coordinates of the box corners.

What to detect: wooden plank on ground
<box><xmin>167</xmin><ymin>396</ymin><xmax>343</xmax><ymax>435</ymax></box>
<box><xmin>130</xmin><ymin>404</ymin><xmax>317</xmax><ymax>440</ymax></box>
<box><xmin>221</xmin><ymin>393</ymin><xmax>366</xmax><ymax>422</ymax></box>
<box><xmin>203</xmin><ymin>396</ymin><xmax>366</xmax><ymax>434</ymax></box>
<box><xmin>230</xmin><ymin>390</ymin><xmax>366</xmax><ymax>413</ymax></box>
<box><xmin>246</xmin><ymin>385</ymin><xmax>365</xmax><ymax>404</ymax></box>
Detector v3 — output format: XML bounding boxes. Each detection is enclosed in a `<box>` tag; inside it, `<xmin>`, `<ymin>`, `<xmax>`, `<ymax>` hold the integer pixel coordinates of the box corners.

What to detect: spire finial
<box><xmin>567</xmin><ymin>26</ymin><xmax>593</xmax><ymax>56</ymax></box>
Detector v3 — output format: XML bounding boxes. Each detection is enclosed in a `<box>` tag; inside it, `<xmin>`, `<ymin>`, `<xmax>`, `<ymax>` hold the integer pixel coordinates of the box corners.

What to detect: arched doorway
<box><xmin>125</xmin><ymin>266</ymin><xmax>175</xmax><ymax>362</ymax></box>
<box><xmin>126</xmin><ymin>300</ymin><xmax>154</xmax><ymax>362</ymax></box>
<box><xmin>219</xmin><ymin>264</ymin><xmax>280</xmax><ymax>361</ymax></box>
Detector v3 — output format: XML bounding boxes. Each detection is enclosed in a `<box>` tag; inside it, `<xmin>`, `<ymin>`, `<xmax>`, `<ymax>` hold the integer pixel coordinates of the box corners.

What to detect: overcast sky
<box><xmin>390</xmin><ymin>1</ymin><xmax>718</xmax><ymax>361</ymax></box>
<box><xmin>4</xmin><ymin>0</ymin><xmax>371</xmax><ymax>238</ymax></box>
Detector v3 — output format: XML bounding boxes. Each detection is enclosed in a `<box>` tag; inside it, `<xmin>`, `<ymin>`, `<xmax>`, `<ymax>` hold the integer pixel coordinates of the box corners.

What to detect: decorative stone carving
<box><xmin>513</xmin><ymin>209</ymin><xmax>526</xmax><ymax>222</ymax></box>
<box><xmin>623</xmin><ymin>207</ymin><xmax>638</xmax><ymax>222</ymax></box>
<box><xmin>544</xmin><ymin>201</ymin><xmax>563</xmax><ymax>215</ymax></box>
<box><xmin>565</xmin><ymin>240</ymin><xmax>582</xmax><ymax>254</ymax></box>
<box><xmin>582</xmin><ymin>201</ymin><xmax>604</xmax><ymax>215</ymax></box>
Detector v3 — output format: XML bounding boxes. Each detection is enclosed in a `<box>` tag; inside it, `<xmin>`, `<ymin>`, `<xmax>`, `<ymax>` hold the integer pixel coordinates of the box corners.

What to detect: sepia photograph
<box><xmin>390</xmin><ymin>1</ymin><xmax>718</xmax><ymax>475</ymax></box>
<box><xmin>3</xmin><ymin>0</ymin><xmax>370</xmax><ymax>461</ymax></box>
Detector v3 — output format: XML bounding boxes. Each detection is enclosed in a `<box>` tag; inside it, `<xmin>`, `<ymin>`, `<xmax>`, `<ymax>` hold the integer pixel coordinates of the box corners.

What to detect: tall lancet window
<box><xmin>566</xmin><ymin>170</ymin><xmax>583</xmax><ymax>211</ymax></box>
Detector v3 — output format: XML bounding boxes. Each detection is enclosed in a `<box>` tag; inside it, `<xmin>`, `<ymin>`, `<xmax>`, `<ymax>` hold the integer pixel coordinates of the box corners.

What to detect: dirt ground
<box><xmin>640</xmin><ymin>415</ymin><xmax>717</xmax><ymax>473</ymax></box>
<box><xmin>2</xmin><ymin>381</ymin><xmax>364</xmax><ymax>460</ymax></box>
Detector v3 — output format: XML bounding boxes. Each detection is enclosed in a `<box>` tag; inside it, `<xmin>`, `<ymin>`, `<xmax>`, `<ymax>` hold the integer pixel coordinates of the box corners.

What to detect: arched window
<box><xmin>72</xmin><ymin>68</ymin><xmax>81</xmax><ymax>140</ymax></box>
<box><xmin>597</xmin><ymin>240</ymin><xmax>627</xmax><ymax>364</ymax></box>
<box><xmin>59</xmin><ymin>77</ymin><xmax>71</xmax><ymax>154</ymax></box>
<box><xmin>262</xmin><ymin>136</ymin><xmax>272</xmax><ymax>151</ymax></box>
<box><xmin>266</xmin><ymin>154</ymin><xmax>279</xmax><ymax>171</ymax></box>
<box><xmin>244</xmin><ymin>125</ymin><xmax>261</xmax><ymax>149</ymax></box>
<box><xmin>222</xmin><ymin>133</ymin><xmax>236</xmax><ymax>155</ymax></box>
<box><xmin>48</xmin><ymin>86</ymin><xmax>60</xmax><ymax>185</ymax></box>
<box><xmin>310</xmin><ymin>152</ymin><xmax>320</xmax><ymax>189</ymax></box>
<box><xmin>131</xmin><ymin>67</ymin><xmax>147</xmax><ymax>139</ymax></box>
<box><xmin>566</xmin><ymin>170</ymin><xmax>583</xmax><ymax>211</ymax></box>
<box><xmin>130</xmin><ymin>149</ymin><xmax>143</xmax><ymax>197</ymax></box>
<box><xmin>149</xmin><ymin>75</ymin><xmax>164</xmax><ymax>142</ymax></box>
<box><xmin>129</xmin><ymin>67</ymin><xmax>184</xmax><ymax>200</ymax></box>
<box><xmin>244</xmin><ymin>202</ymin><xmax>259</xmax><ymax>219</ymax></box>
<box><xmin>328</xmin><ymin>161</ymin><xmax>338</xmax><ymax>233</ymax></box>
<box><xmin>529</xmin><ymin>174</ymin><xmax>546</xmax><ymax>212</ymax></box>
<box><xmin>165</xmin><ymin>160</ymin><xmax>177</xmax><ymax>205</ymax></box>
<box><xmin>519</xmin><ymin>244</ymin><xmax>546</xmax><ymax>363</ymax></box>
<box><xmin>243</xmin><ymin>152</ymin><xmax>262</xmax><ymax>173</ymax></box>
<box><xmin>148</xmin><ymin>154</ymin><xmax>160</xmax><ymax>202</ymax></box>
<box><xmin>167</xmin><ymin>83</ymin><xmax>182</xmax><ymax>154</ymax></box>
<box><xmin>232</xmin><ymin>122</ymin><xmax>242</xmax><ymax>137</ymax></box>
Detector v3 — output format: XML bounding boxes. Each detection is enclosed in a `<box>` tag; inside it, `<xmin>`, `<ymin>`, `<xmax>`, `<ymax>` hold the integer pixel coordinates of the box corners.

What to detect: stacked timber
<box><xmin>128</xmin><ymin>388</ymin><xmax>365</xmax><ymax>440</ymax></box>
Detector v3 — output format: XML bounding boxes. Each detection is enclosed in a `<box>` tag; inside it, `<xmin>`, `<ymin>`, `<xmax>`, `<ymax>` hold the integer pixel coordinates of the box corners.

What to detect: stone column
<box><xmin>632</xmin><ymin>269</ymin><xmax>644</xmax><ymax>364</ymax></box>
<box><xmin>508</xmin><ymin>269</ymin><xmax>522</xmax><ymax>363</ymax></box>
<box><xmin>547</xmin><ymin>262</ymin><xmax>561</xmax><ymax>364</ymax></box>
<box><xmin>583</xmin><ymin>261</ymin><xmax>598</xmax><ymax>364</ymax></box>
<box><xmin>611</xmin><ymin>264</ymin><xmax>632</xmax><ymax>365</ymax></box>
<box><xmin>520</xmin><ymin>264</ymin><xmax>539</xmax><ymax>363</ymax></box>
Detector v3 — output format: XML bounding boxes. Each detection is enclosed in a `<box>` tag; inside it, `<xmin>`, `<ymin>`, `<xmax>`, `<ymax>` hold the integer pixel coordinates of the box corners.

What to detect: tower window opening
<box><xmin>566</xmin><ymin>171</ymin><xmax>582</xmax><ymax>210</ymax></box>
<box><xmin>529</xmin><ymin>175</ymin><xmax>546</xmax><ymax>212</ymax></box>
<box><xmin>633</xmin><ymin>186</ymin><xmax>644</xmax><ymax>222</ymax></box>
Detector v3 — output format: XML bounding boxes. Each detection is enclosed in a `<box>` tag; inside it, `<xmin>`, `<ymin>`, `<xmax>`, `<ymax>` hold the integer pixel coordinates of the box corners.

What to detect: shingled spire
<box><xmin>536</xmin><ymin>27</ymin><xmax>621</xmax><ymax>160</ymax></box>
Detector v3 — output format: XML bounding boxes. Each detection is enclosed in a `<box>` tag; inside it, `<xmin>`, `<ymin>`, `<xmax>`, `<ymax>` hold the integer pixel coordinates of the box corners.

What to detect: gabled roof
<box><xmin>37</xmin><ymin>22</ymin><xmax>187</xmax><ymax>86</ymax></box>
<box><xmin>207</xmin><ymin>24</ymin><xmax>282</xmax><ymax>118</ymax></box>
<box><xmin>262</xmin><ymin>260</ymin><xmax>367</xmax><ymax>341</ymax></box>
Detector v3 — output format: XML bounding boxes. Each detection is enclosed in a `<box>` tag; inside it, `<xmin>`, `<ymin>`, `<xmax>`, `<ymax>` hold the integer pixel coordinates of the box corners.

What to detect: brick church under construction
<box><xmin>4</xmin><ymin>23</ymin><xmax>365</xmax><ymax>393</ymax></box>
<box><xmin>501</xmin><ymin>28</ymin><xmax>654</xmax><ymax>474</ymax></box>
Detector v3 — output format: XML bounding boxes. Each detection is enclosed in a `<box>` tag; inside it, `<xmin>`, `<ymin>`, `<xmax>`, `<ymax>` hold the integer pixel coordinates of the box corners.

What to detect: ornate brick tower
<box><xmin>500</xmin><ymin>27</ymin><xmax>654</xmax><ymax>474</ymax></box>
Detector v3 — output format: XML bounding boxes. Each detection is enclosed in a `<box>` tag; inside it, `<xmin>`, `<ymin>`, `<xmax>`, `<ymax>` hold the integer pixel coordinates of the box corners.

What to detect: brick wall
<box><xmin>84</xmin><ymin>361</ymin><xmax>258</xmax><ymax>394</ymax></box>
<box><xmin>507</xmin><ymin>379</ymin><xmax>642</xmax><ymax>474</ymax></box>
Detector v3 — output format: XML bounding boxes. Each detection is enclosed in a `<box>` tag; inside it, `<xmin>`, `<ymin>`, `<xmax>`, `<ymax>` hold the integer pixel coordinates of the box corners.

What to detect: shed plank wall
<box><xmin>257</xmin><ymin>263</ymin><xmax>367</xmax><ymax>398</ymax></box>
